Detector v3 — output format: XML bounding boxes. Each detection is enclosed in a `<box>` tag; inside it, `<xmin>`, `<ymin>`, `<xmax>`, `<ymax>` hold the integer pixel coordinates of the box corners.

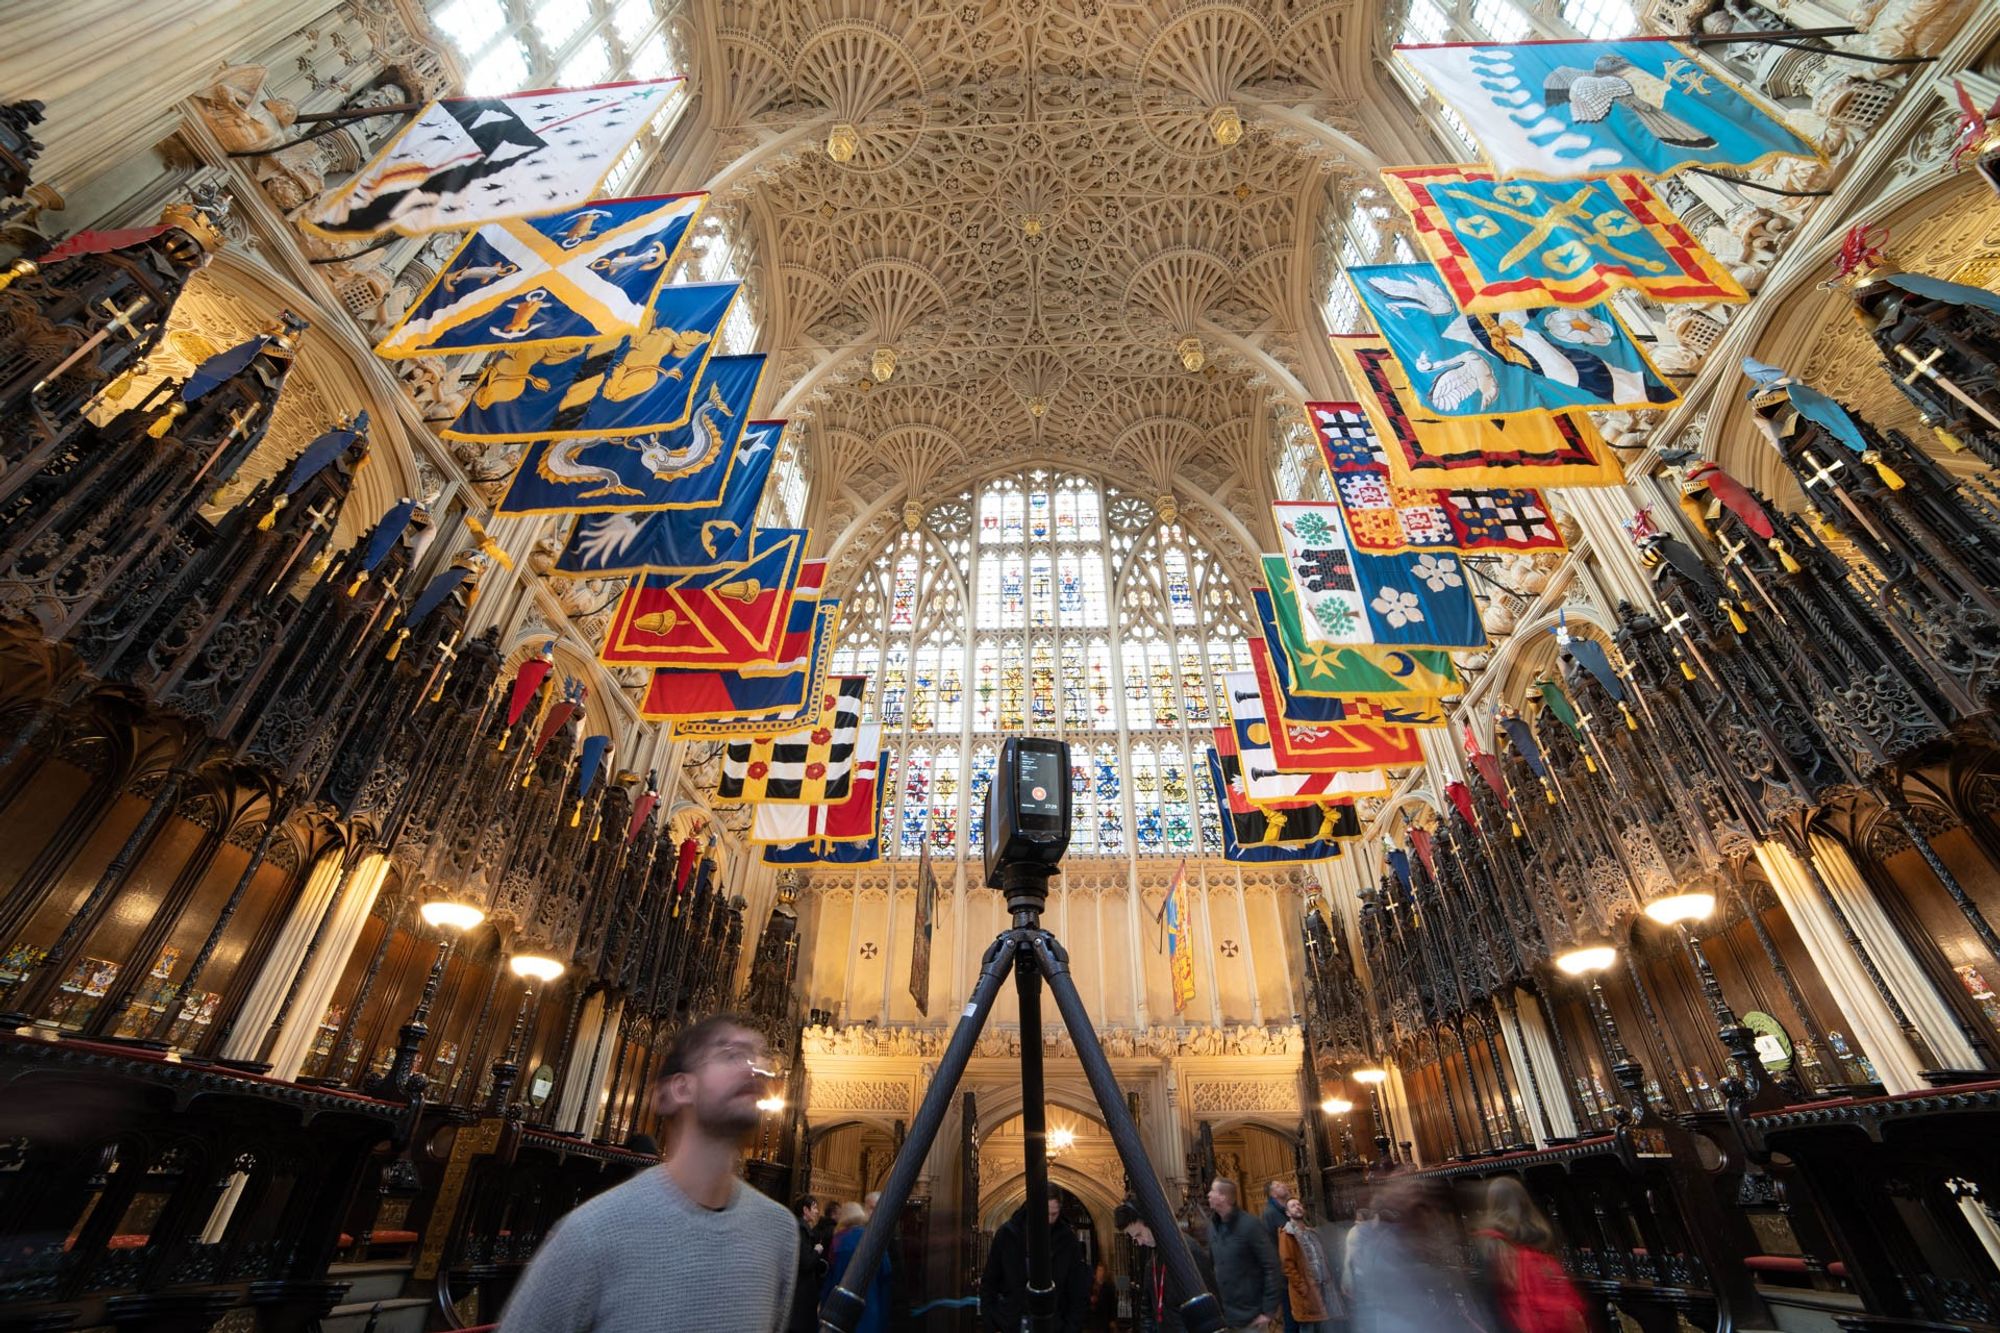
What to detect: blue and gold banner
<box><xmin>1329</xmin><ymin>337</ymin><xmax>1625</xmax><ymax>489</ymax></box>
<box><xmin>375</xmin><ymin>194</ymin><xmax>706</xmax><ymax>358</ymax></box>
<box><xmin>1396</xmin><ymin>39</ymin><xmax>1816</xmax><ymax>181</ymax></box>
<box><xmin>493</xmin><ymin>353</ymin><xmax>765</xmax><ymax>516</ymax></box>
<box><xmin>1348</xmin><ymin>263</ymin><xmax>1677</xmax><ymax>416</ymax></box>
<box><xmin>1380</xmin><ymin>167</ymin><xmax>1746</xmax><ymax>311</ymax></box>
<box><xmin>552</xmin><ymin>420</ymin><xmax>787</xmax><ymax>571</ymax></box>
<box><xmin>444</xmin><ymin>281</ymin><xmax>740</xmax><ymax>442</ymax></box>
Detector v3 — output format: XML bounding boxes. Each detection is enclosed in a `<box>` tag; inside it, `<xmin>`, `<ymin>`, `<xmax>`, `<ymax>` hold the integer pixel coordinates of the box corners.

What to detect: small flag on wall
<box><xmin>1165</xmin><ymin>859</ymin><xmax>1196</xmax><ymax>1015</ymax></box>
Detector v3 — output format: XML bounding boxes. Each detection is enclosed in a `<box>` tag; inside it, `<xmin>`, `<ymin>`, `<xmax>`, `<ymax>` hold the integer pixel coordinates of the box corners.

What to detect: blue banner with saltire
<box><xmin>443</xmin><ymin>281</ymin><xmax>740</xmax><ymax>442</ymax></box>
<box><xmin>1348</xmin><ymin>263</ymin><xmax>1678</xmax><ymax>416</ymax></box>
<box><xmin>1395</xmin><ymin>39</ymin><xmax>1817</xmax><ymax>180</ymax></box>
<box><xmin>1381</xmin><ymin>167</ymin><xmax>1747</xmax><ymax>311</ymax></box>
<box><xmin>1274</xmin><ymin>502</ymin><xmax>1487</xmax><ymax>651</ymax></box>
<box><xmin>374</xmin><ymin>193</ymin><xmax>707</xmax><ymax>357</ymax></box>
<box><xmin>494</xmin><ymin>353</ymin><xmax>765</xmax><ymax>516</ymax></box>
<box><xmin>552</xmin><ymin>421</ymin><xmax>787</xmax><ymax>572</ymax></box>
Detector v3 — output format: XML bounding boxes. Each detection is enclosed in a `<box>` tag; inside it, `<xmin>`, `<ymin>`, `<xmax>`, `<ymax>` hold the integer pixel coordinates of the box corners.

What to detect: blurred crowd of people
<box><xmin>1106</xmin><ymin>1172</ymin><xmax>1585</xmax><ymax>1333</ymax></box>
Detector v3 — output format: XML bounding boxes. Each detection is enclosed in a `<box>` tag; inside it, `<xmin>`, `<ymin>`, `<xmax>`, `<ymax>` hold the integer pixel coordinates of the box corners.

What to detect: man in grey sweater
<box><xmin>498</xmin><ymin>1013</ymin><xmax>800</xmax><ymax>1332</ymax></box>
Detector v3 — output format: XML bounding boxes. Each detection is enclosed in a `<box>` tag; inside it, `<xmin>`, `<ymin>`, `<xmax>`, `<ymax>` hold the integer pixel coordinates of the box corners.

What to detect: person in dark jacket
<box><xmin>790</xmin><ymin>1195</ymin><xmax>828</xmax><ymax>1333</ymax></box>
<box><xmin>982</xmin><ymin>1187</ymin><xmax>1090</xmax><ymax>1333</ymax></box>
<box><xmin>1116</xmin><ymin>1199</ymin><xmax>1218</xmax><ymax>1333</ymax></box>
<box><xmin>1208</xmin><ymin>1178</ymin><xmax>1282</xmax><ymax>1331</ymax></box>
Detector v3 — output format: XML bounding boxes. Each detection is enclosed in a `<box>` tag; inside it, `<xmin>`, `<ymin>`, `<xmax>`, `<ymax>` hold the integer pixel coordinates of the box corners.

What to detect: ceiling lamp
<box><xmin>826</xmin><ymin>122</ymin><xmax>859</xmax><ymax>163</ymax></box>
<box><xmin>1157</xmin><ymin>493</ymin><xmax>1179</xmax><ymax>525</ymax></box>
<box><xmin>1644</xmin><ymin>890</ymin><xmax>1716</xmax><ymax>926</ymax></box>
<box><xmin>1350</xmin><ymin>1067</ymin><xmax>1388</xmax><ymax>1086</ymax></box>
<box><xmin>420</xmin><ymin>900</ymin><xmax>486</xmax><ymax>933</ymax></box>
<box><xmin>1046</xmin><ymin>1125</ymin><xmax>1076</xmax><ymax>1156</ymax></box>
<box><xmin>508</xmin><ymin>953</ymin><xmax>565</xmax><ymax>983</ymax></box>
<box><xmin>871</xmin><ymin>346</ymin><xmax>897</xmax><ymax>382</ymax></box>
<box><xmin>1555</xmin><ymin>942</ymin><xmax>1619</xmax><ymax>976</ymax></box>
<box><xmin>1176</xmin><ymin>336</ymin><xmax>1204</xmax><ymax>373</ymax></box>
<box><xmin>1209</xmin><ymin>105</ymin><xmax>1244</xmax><ymax>146</ymax></box>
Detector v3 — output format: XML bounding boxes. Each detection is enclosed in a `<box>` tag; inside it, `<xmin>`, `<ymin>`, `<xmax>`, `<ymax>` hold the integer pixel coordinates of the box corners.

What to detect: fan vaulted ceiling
<box><xmin>681</xmin><ymin>0</ymin><xmax>1395</xmax><ymax>548</ymax></box>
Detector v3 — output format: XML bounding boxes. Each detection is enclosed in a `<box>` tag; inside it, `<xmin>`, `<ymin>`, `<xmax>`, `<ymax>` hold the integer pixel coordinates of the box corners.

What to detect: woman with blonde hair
<box><xmin>1473</xmin><ymin>1178</ymin><xmax>1586</xmax><ymax>1333</ymax></box>
<box><xmin>821</xmin><ymin>1201</ymin><xmax>894</xmax><ymax>1333</ymax></box>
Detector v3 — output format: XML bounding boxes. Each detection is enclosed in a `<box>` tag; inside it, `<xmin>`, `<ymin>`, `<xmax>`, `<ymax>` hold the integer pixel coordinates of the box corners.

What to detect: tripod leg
<box><xmin>1031</xmin><ymin>931</ymin><xmax>1225</xmax><ymax>1333</ymax></box>
<box><xmin>820</xmin><ymin>930</ymin><xmax>1020</xmax><ymax>1333</ymax></box>
<box><xmin>1017</xmin><ymin>944</ymin><xmax>1056</xmax><ymax>1333</ymax></box>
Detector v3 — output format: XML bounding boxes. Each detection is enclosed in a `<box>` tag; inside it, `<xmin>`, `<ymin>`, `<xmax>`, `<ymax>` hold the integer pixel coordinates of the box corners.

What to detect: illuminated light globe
<box><xmin>1556</xmin><ymin>943</ymin><xmax>1618</xmax><ymax>976</ymax></box>
<box><xmin>1350</xmin><ymin>1067</ymin><xmax>1388</xmax><ymax>1086</ymax></box>
<box><xmin>420</xmin><ymin>900</ymin><xmax>485</xmax><ymax>932</ymax></box>
<box><xmin>508</xmin><ymin>953</ymin><xmax>564</xmax><ymax>983</ymax></box>
<box><xmin>1322</xmin><ymin>1097</ymin><xmax>1354</xmax><ymax>1115</ymax></box>
<box><xmin>1644</xmin><ymin>891</ymin><xmax>1717</xmax><ymax>926</ymax></box>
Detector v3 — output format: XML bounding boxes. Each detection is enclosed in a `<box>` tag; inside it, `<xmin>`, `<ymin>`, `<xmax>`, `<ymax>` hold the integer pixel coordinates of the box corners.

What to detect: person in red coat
<box><xmin>1472</xmin><ymin>1179</ymin><xmax>1588</xmax><ymax>1333</ymax></box>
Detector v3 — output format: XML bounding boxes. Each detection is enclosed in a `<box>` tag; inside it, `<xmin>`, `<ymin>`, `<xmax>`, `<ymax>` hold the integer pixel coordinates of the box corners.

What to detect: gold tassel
<box><xmin>306</xmin><ymin>548</ymin><xmax>332</xmax><ymax>579</ymax></box>
<box><xmin>1810</xmin><ymin>512</ymin><xmax>1841</xmax><ymax>544</ymax></box>
<box><xmin>1861</xmin><ymin>449</ymin><xmax>1905</xmax><ymax>490</ymax></box>
<box><xmin>1722</xmin><ymin>599</ymin><xmax>1748</xmax><ymax>634</ymax></box>
<box><xmin>497</xmin><ymin>731</ymin><xmax>509</xmax><ymax>752</ymax></box>
<box><xmin>145</xmin><ymin>402</ymin><xmax>186</xmax><ymax>438</ymax></box>
<box><xmin>430</xmin><ymin>672</ymin><xmax>450</xmax><ymax>703</ymax></box>
<box><xmin>1509</xmin><ymin>816</ymin><xmax>1522</xmax><ymax>838</ymax></box>
<box><xmin>522</xmin><ymin>769</ymin><xmax>533</xmax><ymax>789</ymax></box>
<box><xmin>1679</xmin><ymin>656</ymin><xmax>1697</xmax><ymax>681</ymax></box>
<box><xmin>1317</xmin><ymin>806</ymin><xmax>1338</xmax><ymax>841</ymax></box>
<box><xmin>1584</xmin><ymin>751</ymin><xmax>1598</xmax><ymax>773</ymax></box>
<box><xmin>257</xmin><ymin>495</ymin><xmax>286</xmax><ymax>531</ymax></box>
<box><xmin>1543</xmin><ymin>781</ymin><xmax>1556</xmax><ymax>805</ymax></box>
<box><xmin>1262</xmin><ymin>808</ymin><xmax>1286</xmax><ymax>844</ymax></box>
<box><xmin>1935</xmin><ymin>425</ymin><xmax>1969</xmax><ymax>454</ymax></box>
<box><xmin>346</xmin><ymin>569</ymin><xmax>368</xmax><ymax>597</ymax></box>
<box><xmin>1621</xmin><ymin>701</ymin><xmax>1638</xmax><ymax>731</ymax></box>
<box><xmin>0</xmin><ymin>258</ymin><xmax>36</xmax><ymax>292</ymax></box>
<box><xmin>571</xmin><ymin>800</ymin><xmax>582</xmax><ymax>828</ymax></box>
<box><xmin>1771</xmin><ymin>539</ymin><xmax>1801</xmax><ymax>574</ymax></box>
<box><xmin>386</xmin><ymin>627</ymin><xmax>409</xmax><ymax>661</ymax></box>
<box><xmin>98</xmin><ymin>363</ymin><xmax>142</xmax><ymax>404</ymax></box>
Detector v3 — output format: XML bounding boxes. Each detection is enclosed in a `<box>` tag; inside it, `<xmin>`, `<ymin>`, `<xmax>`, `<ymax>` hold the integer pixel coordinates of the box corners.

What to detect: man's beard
<box><xmin>694</xmin><ymin>1089</ymin><xmax>762</xmax><ymax>1138</ymax></box>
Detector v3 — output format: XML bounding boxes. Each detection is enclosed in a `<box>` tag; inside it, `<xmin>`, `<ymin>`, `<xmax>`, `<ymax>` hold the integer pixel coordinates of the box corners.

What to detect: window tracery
<box><xmin>828</xmin><ymin>470</ymin><xmax>1250</xmax><ymax>867</ymax></box>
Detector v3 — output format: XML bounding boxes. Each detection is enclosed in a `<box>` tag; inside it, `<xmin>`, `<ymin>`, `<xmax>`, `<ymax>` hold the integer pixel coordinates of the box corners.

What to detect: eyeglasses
<box><xmin>703</xmin><ymin>1039</ymin><xmax>776</xmax><ymax>1079</ymax></box>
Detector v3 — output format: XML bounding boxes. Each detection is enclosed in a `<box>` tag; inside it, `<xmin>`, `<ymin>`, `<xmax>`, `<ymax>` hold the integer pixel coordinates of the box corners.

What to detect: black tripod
<box><xmin>819</xmin><ymin>863</ymin><xmax>1223</xmax><ymax>1333</ymax></box>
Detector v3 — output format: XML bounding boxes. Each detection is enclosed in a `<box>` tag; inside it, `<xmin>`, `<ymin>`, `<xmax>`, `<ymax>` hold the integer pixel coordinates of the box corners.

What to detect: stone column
<box><xmin>0</xmin><ymin>1</ymin><xmax>347</xmax><ymax>199</ymax></box>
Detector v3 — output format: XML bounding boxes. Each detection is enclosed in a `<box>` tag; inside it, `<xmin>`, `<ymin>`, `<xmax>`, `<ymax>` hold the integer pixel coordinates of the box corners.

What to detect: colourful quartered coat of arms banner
<box><xmin>1380</xmin><ymin>166</ymin><xmax>1747</xmax><ymax>311</ymax></box>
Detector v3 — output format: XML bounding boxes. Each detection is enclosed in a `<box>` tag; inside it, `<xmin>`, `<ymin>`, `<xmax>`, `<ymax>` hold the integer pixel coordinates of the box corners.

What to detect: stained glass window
<box><xmin>931</xmin><ymin>748</ymin><xmax>960</xmax><ymax>852</ymax></box>
<box><xmin>824</xmin><ymin>470</ymin><xmax>1249</xmax><ymax>866</ymax></box>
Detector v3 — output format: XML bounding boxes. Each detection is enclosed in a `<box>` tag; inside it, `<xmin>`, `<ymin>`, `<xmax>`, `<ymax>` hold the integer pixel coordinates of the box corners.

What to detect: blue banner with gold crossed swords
<box><xmin>443</xmin><ymin>281</ymin><xmax>739</xmax><ymax>443</ymax></box>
